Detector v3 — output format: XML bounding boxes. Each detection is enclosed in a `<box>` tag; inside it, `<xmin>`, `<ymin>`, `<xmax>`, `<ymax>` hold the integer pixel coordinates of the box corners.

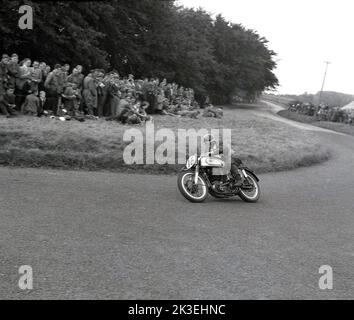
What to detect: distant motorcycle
<box><xmin>177</xmin><ymin>153</ymin><xmax>260</xmax><ymax>203</ymax></box>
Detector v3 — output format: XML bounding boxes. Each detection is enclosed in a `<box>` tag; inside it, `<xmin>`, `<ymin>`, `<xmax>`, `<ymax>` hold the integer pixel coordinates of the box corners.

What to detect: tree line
<box><xmin>0</xmin><ymin>0</ymin><xmax>279</xmax><ymax>104</ymax></box>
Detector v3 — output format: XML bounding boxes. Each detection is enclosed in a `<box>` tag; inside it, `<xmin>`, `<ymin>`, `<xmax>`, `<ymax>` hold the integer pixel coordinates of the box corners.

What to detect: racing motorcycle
<box><xmin>177</xmin><ymin>153</ymin><xmax>260</xmax><ymax>203</ymax></box>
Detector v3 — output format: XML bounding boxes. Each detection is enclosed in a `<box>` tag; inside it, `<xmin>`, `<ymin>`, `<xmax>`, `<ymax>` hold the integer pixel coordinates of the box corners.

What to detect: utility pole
<box><xmin>318</xmin><ymin>61</ymin><xmax>331</xmax><ymax>105</ymax></box>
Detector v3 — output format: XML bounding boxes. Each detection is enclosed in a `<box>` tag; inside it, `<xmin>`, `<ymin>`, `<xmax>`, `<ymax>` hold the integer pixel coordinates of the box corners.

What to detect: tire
<box><xmin>238</xmin><ymin>173</ymin><xmax>260</xmax><ymax>203</ymax></box>
<box><xmin>177</xmin><ymin>171</ymin><xmax>208</xmax><ymax>203</ymax></box>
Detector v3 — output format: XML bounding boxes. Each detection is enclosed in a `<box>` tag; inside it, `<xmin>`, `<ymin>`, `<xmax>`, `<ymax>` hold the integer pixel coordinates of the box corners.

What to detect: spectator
<box><xmin>106</xmin><ymin>82</ymin><xmax>121</xmax><ymax>117</ymax></box>
<box><xmin>0</xmin><ymin>87</ymin><xmax>17</xmax><ymax>118</ymax></box>
<box><xmin>67</xmin><ymin>66</ymin><xmax>84</xmax><ymax>111</ymax></box>
<box><xmin>96</xmin><ymin>69</ymin><xmax>108</xmax><ymax>117</ymax></box>
<box><xmin>44</xmin><ymin>64</ymin><xmax>65</xmax><ymax>114</ymax></box>
<box><xmin>63</xmin><ymin>63</ymin><xmax>70</xmax><ymax>81</ymax></box>
<box><xmin>203</xmin><ymin>104</ymin><xmax>223</xmax><ymax>118</ymax></box>
<box><xmin>82</xmin><ymin>70</ymin><xmax>98</xmax><ymax>115</ymax></box>
<box><xmin>62</xmin><ymin>84</ymin><xmax>80</xmax><ymax>116</ymax></box>
<box><xmin>22</xmin><ymin>90</ymin><xmax>39</xmax><ymax>115</ymax></box>
<box><xmin>67</xmin><ymin>65</ymin><xmax>84</xmax><ymax>90</ymax></box>
<box><xmin>30</xmin><ymin>61</ymin><xmax>43</xmax><ymax>92</ymax></box>
<box><xmin>16</xmin><ymin>58</ymin><xmax>32</xmax><ymax>109</ymax></box>
<box><xmin>7</xmin><ymin>54</ymin><xmax>20</xmax><ymax>90</ymax></box>
<box><xmin>0</xmin><ymin>53</ymin><xmax>209</xmax><ymax>122</ymax></box>
<box><xmin>44</xmin><ymin>65</ymin><xmax>51</xmax><ymax>79</ymax></box>
<box><xmin>0</xmin><ymin>54</ymin><xmax>9</xmax><ymax>97</ymax></box>
<box><xmin>37</xmin><ymin>90</ymin><xmax>47</xmax><ymax>117</ymax></box>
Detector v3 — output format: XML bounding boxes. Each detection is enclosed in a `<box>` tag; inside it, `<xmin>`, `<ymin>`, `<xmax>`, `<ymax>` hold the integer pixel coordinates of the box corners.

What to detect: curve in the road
<box><xmin>1</xmin><ymin>102</ymin><xmax>353</xmax><ymax>299</ymax></box>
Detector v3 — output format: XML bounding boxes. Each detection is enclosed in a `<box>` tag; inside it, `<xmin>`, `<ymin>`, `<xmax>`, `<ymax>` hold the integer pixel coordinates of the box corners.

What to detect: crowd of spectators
<box><xmin>288</xmin><ymin>101</ymin><xmax>354</xmax><ymax>125</ymax></box>
<box><xmin>0</xmin><ymin>53</ymin><xmax>223</xmax><ymax>123</ymax></box>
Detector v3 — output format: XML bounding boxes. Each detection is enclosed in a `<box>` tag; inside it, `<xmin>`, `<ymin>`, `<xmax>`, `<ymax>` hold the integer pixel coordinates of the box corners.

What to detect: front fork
<box><xmin>241</xmin><ymin>169</ymin><xmax>248</xmax><ymax>180</ymax></box>
<box><xmin>194</xmin><ymin>165</ymin><xmax>199</xmax><ymax>184</ymax></box>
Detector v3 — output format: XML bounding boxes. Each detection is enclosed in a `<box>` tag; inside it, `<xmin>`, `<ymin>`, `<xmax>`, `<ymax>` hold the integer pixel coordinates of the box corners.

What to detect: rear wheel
<box><xmin>238</xmin><ymin>173</ymin><xmax>260</xmax><ymax>203</ymax></box>
<box><xmin>177</xmin><ymin>171</ymin><xmax>208</xmax><ymax>203</ymax></box>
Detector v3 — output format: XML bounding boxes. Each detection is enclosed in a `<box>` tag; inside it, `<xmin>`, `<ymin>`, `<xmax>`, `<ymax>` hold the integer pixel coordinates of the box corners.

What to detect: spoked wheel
<box><xmin>177</xmin><ymin>171</ymin><xmax>208</xmax><ymax>203</ymax></box>
<box><xmin>238</xmin><ymin>173</ymin><xmax>260</xmax><ymax>203</ymax></box>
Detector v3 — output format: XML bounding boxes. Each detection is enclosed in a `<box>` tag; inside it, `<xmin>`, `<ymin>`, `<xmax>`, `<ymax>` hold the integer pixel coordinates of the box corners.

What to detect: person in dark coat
<box><xmin>96</xmin><ymin>69</ymin><xmax>107</xmax><ymax>117</ymax></box>
<box><xmin>37</xmin><ymin>91</ymin><xmax>47</xmax><ymax>117</ymax></box>
<box><xmin>0</xmin><ymin>54</ymin><xmax>9</xmax><ymax>97</ymax></box>
<box><xmin>30</xmin><ymin>61</ymin><xmax>43</xmax><ymax>93</ymax></box>
<box><xmin>82</xmin><ymin>70</ymin><xmax>98</xmax><ymax>115</ymax></box>
<box><xmin>67</xmin><ymin>66</ymin><xmax>84</xmax><ymax>111</ymax></box>
<box><xmin>22</xmin><ymin>91</ymin><xmax>39</xmax><ymax>115</ymax></box>
<box><xmin>7</xmin><ymin>54</ymin><xmax>20</xmax><ymax>90</ymax></box>
<box><xmin>0</xmin><ymin>88</ymin><xmax>17</xmax><ymax>117</ymax></box>
<box><xmin>44</xmin><ymin>64</ymin><xmax>65</xmax><ymax>114</ymax></box>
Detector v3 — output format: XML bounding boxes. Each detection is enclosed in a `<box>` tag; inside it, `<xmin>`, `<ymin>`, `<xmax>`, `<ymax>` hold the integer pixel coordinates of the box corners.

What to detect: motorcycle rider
<box><xmin>202</xmin><ymin>134</ymin><xmax>244</xmax><ymax>187</ymax></box>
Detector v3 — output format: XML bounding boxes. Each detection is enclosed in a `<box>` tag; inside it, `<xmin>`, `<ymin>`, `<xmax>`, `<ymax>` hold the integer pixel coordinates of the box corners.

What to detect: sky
<box><xmin>177</xmin><ymin>0</ymin><xmax>354</xmax><ymax>95</ymax></box>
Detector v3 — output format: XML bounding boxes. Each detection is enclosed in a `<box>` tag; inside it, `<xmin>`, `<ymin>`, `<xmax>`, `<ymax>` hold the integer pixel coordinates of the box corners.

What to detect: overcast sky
<box><xmin>177</xmin><ymin>0</ymin><xmax>354</xmax><ymax>95</ymax></box>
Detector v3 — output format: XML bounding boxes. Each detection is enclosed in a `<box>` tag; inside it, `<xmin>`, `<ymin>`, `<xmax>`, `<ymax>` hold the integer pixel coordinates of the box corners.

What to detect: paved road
<box><xmin>1</xmin><ymin>104</ymin><xmax>354</xmax><ymax>299</ymax></box>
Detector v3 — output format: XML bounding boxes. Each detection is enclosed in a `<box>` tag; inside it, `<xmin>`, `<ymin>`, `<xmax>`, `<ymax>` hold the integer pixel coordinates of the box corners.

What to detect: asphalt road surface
<box><xmin>1</xmin><ymin>103</ymin><xmax>354</xmax><ymax>299</ymax></box>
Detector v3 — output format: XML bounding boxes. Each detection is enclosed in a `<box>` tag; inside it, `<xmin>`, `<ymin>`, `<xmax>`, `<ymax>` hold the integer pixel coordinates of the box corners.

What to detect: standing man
<box><xmin>67</xmin><ymin>65</ymin><xmax>84</xmax><ymax>90</ymax></box>
<box><xmin>44</xmin><ymin>64</ymin><xmax>64</xmax><ymax>114</ymax></box>
<box><xmin>96</xmin><ymin>69</ymin><xmax>108</xmax><ymax>117</ymax></box>
<box><xmin>0</xmin><ymin>54</ymin><xmax>10</xmax><ymax>97</ymax></box>
<box><xmin>67</xmin><ymin>65</ymin><xmax>84</xmax><ymax>111</ymax></box>
<box><xmin>82</xmin><ymin>70</ymin><xmax>98</xmax><ymax>116</ymax></box>
<box><xmin>38</xmin><ymin>62</ymin><xmax>47</xmax><ymax>91</ymax></box>
<box><xmin>30</xmin><ymin>61</ymin><xmax>43</xmax><ymax>93</ymax></box>
<box><xmin>16</xmin><ymin>58</ymin><xmax>32</xmax><ymax>109</ymax></box>
<box><xmin>7</xmin><ymin>54</ymin><xmax>20</xmax><ymax>90</ymax></box>
<box><xmin>63</xmin><ymin>63</ymin><xmax>70</xmax><ymax>82</ymax></box>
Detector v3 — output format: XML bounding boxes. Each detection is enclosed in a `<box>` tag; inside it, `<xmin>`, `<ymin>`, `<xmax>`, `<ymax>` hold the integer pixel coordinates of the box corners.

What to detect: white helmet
<box><xmin>203</xmin><ymin>134</ymin><xmax>216</xmax><ymax>144</ymax></box>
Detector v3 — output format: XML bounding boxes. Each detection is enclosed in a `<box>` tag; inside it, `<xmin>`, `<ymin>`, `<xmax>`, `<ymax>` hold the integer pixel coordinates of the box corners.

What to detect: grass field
<box><xmin>0</xmin><ymin>105</ymin><xmax>331</xmax><ymax>174</ymax></box>
<box><xmin>278</xmin><ymin>110</ymin><xmax>354</xmax><ymax>136</ymax></box>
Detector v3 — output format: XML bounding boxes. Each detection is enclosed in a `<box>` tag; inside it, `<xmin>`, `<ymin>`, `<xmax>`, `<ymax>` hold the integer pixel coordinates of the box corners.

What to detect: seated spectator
<box><xmin>119</xmin><ymin>100</ymin><xmax>151</xmax><ymax>125</ymax></box>
<box><xmin>37</xmin><ymin>90</ymin><xmax>47</xmax><ymax>117</ymax></box>
<box><xmin>0</xmin><ymin>88</ymin><xmax>17</xmax><ymax>118</ymax></box>
<box><xmin>61</xmin><ymin>84</ymin><xmax>80</xmax><ymax>116</ymax></box>
<box><xmin>177</xmin><ymin>104</ymin><xmax>200</xmax><ymax>118</ymax></box>
<box><xmin>0</xmin><ymin>52</ymin><xmax>214</xmax><ymax>122</ymax></box>
<box><xmin>203</xmin><ymin>104</ymin><xmax>223</xmax><ymax>118</ymax></box>
<box><xmin>22</xmin><ymin>90</ymin><xmax>39</xmax><ymax>115</ymax></box>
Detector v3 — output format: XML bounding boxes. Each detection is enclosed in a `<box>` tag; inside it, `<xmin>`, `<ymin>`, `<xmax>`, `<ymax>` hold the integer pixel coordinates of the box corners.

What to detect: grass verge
<box><xmin>0</xmin><ymin>106</ymin><xmax>331</xmax><ymax>174</ymax></box>
<box><xmin>278</xmin><ymin>110</ymin><xmax>354</xmax><ymax>136</ymax></box>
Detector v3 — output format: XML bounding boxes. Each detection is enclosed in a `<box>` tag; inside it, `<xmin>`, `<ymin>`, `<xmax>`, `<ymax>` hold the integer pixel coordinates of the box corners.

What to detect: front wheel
<box><xmin>177</xmin><ymin>171</ymin><xmax>208</xmax><ymax>203</ymax></box>
<box><xmin>238</xmin><ymin>173</ymin><xmax>260</xmax><ymax>203</ymax></box>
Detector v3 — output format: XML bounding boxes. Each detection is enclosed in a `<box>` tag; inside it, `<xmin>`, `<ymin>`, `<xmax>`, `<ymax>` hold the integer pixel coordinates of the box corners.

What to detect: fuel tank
<box><xmin>200</xmin><ymin>156</ymin><xmax>225</xmax><ymax>168</ymax></box>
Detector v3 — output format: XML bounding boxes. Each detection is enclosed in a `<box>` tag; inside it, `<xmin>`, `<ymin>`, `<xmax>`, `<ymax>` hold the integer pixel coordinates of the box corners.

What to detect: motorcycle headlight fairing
<box><xmin>186</xmin><ymin>155</ymin><xmax>197</xmax><ymax>169</ymax></box>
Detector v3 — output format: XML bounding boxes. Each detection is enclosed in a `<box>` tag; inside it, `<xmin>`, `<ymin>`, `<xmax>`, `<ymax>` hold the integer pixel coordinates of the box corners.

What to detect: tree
<box><xmin>0</xmin><ymin>0</ymin><xmax>278</xmax><ymax>103</ymax></box>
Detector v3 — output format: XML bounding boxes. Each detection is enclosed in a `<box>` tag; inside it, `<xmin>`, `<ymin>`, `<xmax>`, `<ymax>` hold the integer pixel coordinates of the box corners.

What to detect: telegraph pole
<box><xmin>318</xmin><ymin>61</ymin><xmax>331</xmax><ymax>105</ymax></box>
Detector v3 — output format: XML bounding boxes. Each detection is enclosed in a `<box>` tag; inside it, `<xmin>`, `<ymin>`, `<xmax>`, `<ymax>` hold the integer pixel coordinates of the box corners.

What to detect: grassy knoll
<box><xmin>278</xmin><ymin>110</ymin><xmax>354</xmax><ymax>137</ymax></box>
<box><xmin>0</xmin><ymin>106</ymin><xmax>331</xmax><ymax>174</ymax></box>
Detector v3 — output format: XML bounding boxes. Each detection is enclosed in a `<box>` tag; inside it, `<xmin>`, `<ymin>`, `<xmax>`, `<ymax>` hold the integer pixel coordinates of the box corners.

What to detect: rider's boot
<box><xmin>231</xmin><ymin>169</ymin><xmax>245</xmax><ymax>187</ymax></box>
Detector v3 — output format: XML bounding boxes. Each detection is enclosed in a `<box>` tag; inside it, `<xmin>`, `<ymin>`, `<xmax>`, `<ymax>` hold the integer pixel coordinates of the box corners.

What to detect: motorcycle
<box><xmin>177</xmin><ymin>153</ymin><xmax>260</xmax><ymax>203</ymax></box>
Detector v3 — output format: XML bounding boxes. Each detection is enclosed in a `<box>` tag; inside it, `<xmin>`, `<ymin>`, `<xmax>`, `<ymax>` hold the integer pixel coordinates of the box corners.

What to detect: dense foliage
<box><xmin>0</xmin><ymin>0</ymin><xmax>279</xmax><ymax>103</ymax></box>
